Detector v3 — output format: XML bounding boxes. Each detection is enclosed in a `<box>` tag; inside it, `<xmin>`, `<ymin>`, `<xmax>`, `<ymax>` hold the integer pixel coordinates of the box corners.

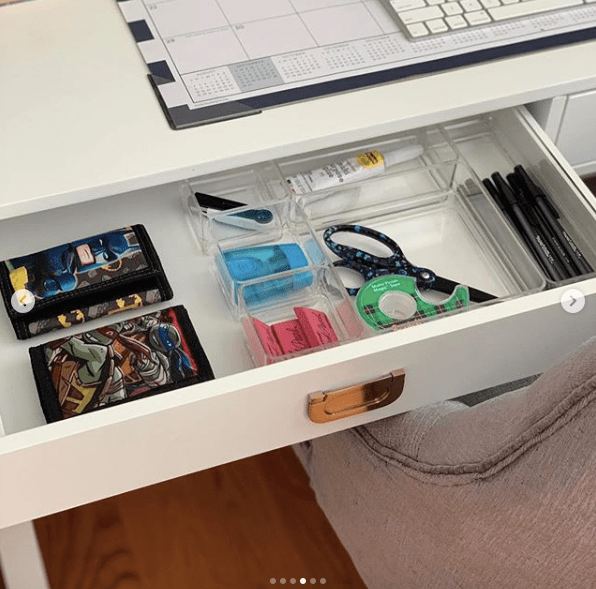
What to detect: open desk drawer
<box><xmin>1</xmin><ymin>106</ymin><xmax>596</xmax><ymax>528</ymax></box>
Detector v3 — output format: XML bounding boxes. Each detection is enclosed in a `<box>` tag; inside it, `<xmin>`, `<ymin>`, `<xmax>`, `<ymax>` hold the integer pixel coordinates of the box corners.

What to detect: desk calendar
<box><xmin>116</xmin><ymin>0</ymin><xmax>596</xmax><ymax>128</ymax></box>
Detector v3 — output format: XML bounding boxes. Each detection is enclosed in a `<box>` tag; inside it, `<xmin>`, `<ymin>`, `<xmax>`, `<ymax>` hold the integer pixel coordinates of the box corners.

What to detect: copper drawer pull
<box><xmin>308</xmin><ymin>369</ymin><xmax>405</xmax><ymax>423</ymax></box>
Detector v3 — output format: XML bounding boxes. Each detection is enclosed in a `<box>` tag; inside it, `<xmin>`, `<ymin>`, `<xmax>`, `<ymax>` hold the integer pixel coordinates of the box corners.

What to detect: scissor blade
<box><xmin>433</xmin><ymin>276</ymin><xmax>497</xmax><ymax>303</ymax></box>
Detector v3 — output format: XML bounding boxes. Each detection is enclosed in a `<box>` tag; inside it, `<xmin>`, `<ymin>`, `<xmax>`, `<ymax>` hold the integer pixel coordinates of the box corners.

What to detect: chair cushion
<box><xmin>296</xmin><ymin>336</ymin><xmax>596</xmax><ymax>588</ymax></box>
<box><xmin>356</xmin><ymin>335</ymin><xmax>596</xmax><ymax>482</ymax></box>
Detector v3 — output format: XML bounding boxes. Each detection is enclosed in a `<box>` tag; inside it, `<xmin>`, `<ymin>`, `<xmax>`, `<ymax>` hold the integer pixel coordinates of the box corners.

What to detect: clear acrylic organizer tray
<box><xmin>184</xmin><ymin>161</ymin><xmax>288</xmax><ymax>253</ymax></box>
<box><xmin>442</xmin><ymin>115</ymin><xmax>596</xmax><ymax>288</ymax></box>
<box><xmin>299</xmin><ymin>161</ymin><xmax>546</xmax><ymax>305</ymax></box>
<box><xmin>209</xmin><ymin>199</ymin><xmax>334</xmax><ymax>316</ymax></box>
<box><xmin>276</xmin><ymin>125</ymin><xmax>459</xmax><ymax>214</ymax></box>
<box><xmin>238</xmin><ymin>265</ymin><xmax>364</xmax><ymax>366</ymax></box>
<box><xmin>184</xmin><ymin>119</ymin><xmax>554</xmax><ymax>365</ymax></box>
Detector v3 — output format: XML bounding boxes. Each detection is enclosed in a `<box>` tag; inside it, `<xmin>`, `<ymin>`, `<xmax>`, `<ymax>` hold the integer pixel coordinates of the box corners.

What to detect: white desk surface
<box><xmin>1</xmin><ymin>0</ymin><xmax>595</xmax><ymax>221</ymax></box>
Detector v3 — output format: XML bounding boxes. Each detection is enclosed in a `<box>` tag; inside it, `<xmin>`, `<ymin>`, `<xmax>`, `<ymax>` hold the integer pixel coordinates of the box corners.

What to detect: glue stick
<box><xmin>284</xmin><ymin>143</ymin><xmax>424</xmax><ymax>196</ymax></box>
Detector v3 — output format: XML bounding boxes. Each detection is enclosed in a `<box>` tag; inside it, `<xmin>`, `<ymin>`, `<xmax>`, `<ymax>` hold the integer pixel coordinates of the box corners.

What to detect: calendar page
<box><xmin>117</xmin><ymin>0</ymin><xmax>596</xmax><ymax>128</ymax></box>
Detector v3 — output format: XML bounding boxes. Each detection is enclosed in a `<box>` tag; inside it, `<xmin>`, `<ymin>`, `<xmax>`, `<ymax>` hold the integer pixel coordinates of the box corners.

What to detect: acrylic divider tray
<box><xmin>209</xmin><ymin>199</ymin><xmax>332</xmax><ymax>316</ymax></box>
<box><xmin>238</xmin><ymin>266</ymin><xmax>364</xmax><ymax>366</ymax></box>
<box><xmin>184</xmin><ymin>161</ymin><xmax>288</xmax><ymax>254</ymax></box>
<box><xmin>278</xmin><ymin>126</ymin><xmax>459</xmax><ymax>213</ymax></box>
<box><xmin>291</xmin><ymin>157</ymin><xmax>547</xmax><ymax>311</ymax></box>
<box><xmin>442</xmin><ymin>115</ymin><xmax>596</xmax><ymax>287</ymax></box>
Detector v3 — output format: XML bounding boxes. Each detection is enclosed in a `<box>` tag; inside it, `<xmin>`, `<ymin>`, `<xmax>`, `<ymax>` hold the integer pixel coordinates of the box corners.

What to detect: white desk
<box><xmin>1</xmin><ymin>0</ymin><xmax>595</xmax><ymax>218</ymax></box>
<box><xmin>1</xmin><ymin>1</ymin><xmax>596</xmax><ymax>588</ymax></box>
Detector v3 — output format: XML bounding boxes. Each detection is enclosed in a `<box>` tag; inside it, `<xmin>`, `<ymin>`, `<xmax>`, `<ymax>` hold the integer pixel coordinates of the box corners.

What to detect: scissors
<box><xmin>323</xmin><ymin>224</ymin><xmax>497</xmax><ymax>302</ymax></box>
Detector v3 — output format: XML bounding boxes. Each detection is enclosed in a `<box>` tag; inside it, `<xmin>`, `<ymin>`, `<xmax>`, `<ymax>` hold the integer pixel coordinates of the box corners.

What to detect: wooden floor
<box><xmin>6</xmin><ymin>447</ymin><xmax>366</xmax><ymax>589</ymax></box>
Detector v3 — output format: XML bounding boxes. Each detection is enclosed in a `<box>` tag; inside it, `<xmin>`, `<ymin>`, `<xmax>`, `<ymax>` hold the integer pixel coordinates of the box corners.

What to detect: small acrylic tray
<box><xmin>184</xmin><ymin>162</ymin><xmax>287</xmax><ymax>253</ymax></box>
<box><xmin>238</xmin><ymin>265</ymin><xmax>364</xmax><ymax>366</ymax></box>
<box><xmin>276</xmin><ymin>126</ymin><xmax>459</xmax><ymax>217</ymax></box>
<box><xmin>210</xmin><ymin>200</ymin><xmax>332</xmax><ymax>316</ymax></box>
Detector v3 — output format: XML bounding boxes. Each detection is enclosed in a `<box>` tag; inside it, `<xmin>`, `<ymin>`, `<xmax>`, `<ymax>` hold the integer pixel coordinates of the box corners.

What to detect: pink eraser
<box><xmin>271</xmin><ymin>319</ymin><xmax>310</xmax><ymax>354</ymax></box>
<box><xmin>294</xmin><ymin>307</ymin><xmax>339</xmax><ymax>347</ymax></box>
<box><xmin>251</xmin><ymin>317</ymin><xmax>284</xmax><ymax>357</ymax></box>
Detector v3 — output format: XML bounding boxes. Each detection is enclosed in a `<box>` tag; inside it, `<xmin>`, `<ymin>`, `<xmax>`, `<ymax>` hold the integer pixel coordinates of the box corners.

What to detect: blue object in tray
<box><xmin>219</xmin><ymin>243</ymin><xmax>313</xmax><ymax>305</ymax></box>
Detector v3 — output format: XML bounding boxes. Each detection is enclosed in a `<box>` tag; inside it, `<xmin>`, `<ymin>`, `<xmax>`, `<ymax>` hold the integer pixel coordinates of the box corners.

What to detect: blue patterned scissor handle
<box><xmin>323</xmin><ymin>224</ymin><xmax>437</xmax><ymax>296</ymax></box>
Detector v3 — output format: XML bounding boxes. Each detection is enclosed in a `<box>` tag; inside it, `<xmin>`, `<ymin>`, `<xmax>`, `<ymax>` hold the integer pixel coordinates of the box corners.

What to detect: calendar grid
<box><xmin>117</xmin><ymin>0</ymin><xmax>596</xmax><ymax>127</ymax></box>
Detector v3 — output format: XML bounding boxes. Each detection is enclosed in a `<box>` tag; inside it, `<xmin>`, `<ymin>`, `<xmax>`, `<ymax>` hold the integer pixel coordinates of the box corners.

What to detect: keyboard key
<box><xmin>465</xmin><ymin>8</ymin><xmax>492</xmax><ymax>22</ymax></box>
<box><xmin>427</xmin><ymin>17</ymin><xmax>450</xmax><ymax>31</ymax></box>
<box><xmin>399</xmin><ymin>5</ymin><xmax>444</xmax><ymax>23</ymax></box>
<box><xmin>406</xmin><ymin>22</ymin><xmax>430</xmax><ymax>35</ymax></box>
<box><xmin>461</xmin><ymin>0</ymin><xmax>483</xmax><ymax>10</ymax></box>
<box><xmin>489</xmin><ymin>0</ymin><xmax>582</xmax><ymax>19</ymax></box>
<box><xmin>446</xmin><ymin>13</ymin><xmax>469</xmax><ymax>26</ymax></box>
<box><xmin>385</xmin><ymin>0</ymin><xmax>587</xmax><ymax>40</ymax></box>
<box><xmin>443</xmin><ymin>2</ymin><xmax>465</xmax><ymax>14</ymax></box>
<box><xmin>390</xmin><ymin>0</ymin><xmax>427</xmax><ymax>11</ymax></box>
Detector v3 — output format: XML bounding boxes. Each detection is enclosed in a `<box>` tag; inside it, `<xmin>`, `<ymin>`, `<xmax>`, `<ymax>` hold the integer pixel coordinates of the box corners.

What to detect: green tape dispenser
<box><xmin>355</xmin><ymin>275</ymin><xmax>469</xmax><ymax>330</ymax></box>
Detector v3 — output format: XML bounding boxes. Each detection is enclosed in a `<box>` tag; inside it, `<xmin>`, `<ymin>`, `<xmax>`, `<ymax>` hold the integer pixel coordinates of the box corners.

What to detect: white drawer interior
<box><xmin>0</xmin><ymin>184</ymin><xmax>254</xmax><ymax>434</ymax></box>
<box><xmin>0</xmin><ymin>107</ymin><xmax>595</xmax><ymax>437</ymax></box>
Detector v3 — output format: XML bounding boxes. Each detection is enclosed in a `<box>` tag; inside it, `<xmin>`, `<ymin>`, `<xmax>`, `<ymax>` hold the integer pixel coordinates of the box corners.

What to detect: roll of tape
<box><xmin>355</xmin><ymin>275</ymin><xmax>469</xmax><ymax>330</ymax></box>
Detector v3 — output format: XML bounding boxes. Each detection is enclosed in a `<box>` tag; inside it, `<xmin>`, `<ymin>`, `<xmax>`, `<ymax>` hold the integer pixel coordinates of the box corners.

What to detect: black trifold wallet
<box><xmin>29</xmin><ymin>305</ymin><xmax>215</xmax><ymax>422</ymax></box>
<box><xmin>0</xmin><ymin>225</ymin><xmax>173</xmax><ymax>339</ymax></box>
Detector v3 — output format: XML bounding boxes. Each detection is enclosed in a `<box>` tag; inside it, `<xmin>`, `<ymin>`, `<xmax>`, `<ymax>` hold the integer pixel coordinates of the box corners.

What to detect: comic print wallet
<box><xmin>0</xmin><ymin>225</ymin><xmax>173</xmax><ymax>339</ymax></box>
<box><xmin>29</xmin><ymin>305</ymin><xmax>215</xmax><ymax>422</ymax></box>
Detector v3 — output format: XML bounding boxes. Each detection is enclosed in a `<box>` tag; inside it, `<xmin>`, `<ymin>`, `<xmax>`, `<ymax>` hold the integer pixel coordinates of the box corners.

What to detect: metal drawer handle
<box><xmin>308</xmin><ymin>369</ymin><xmax>405</xmax><ymax>423</ymax></box>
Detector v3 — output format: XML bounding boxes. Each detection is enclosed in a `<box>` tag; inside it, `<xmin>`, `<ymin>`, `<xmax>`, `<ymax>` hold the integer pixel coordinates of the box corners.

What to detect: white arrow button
<box><xmin>561</xmin><ymin>289</ymin><xmax>585</xmax><ymax>314</ymax></box>
<box><xmin>11</xmin><ymin>289</ymin><xmax>36</xmax><ymax>314</ymax></box>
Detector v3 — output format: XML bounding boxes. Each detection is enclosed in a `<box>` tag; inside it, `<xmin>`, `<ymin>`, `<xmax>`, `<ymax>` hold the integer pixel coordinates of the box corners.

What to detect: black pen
<box><xmin>484</xmin><ymin>176</ymin><xmax>549</xmax><ymax>276</ymax></box>
<box><xmin>484</xmin><ymin>177</ymin><xmax>546</xmax><ymax>274</ymax></box>
<box><xmin>513</xmin><ymin>165</ymin><xmax>593</xmax><ymax>276</ymax></box>
<box><xmin>507</xmin><ymin>173</ymin><xmax>576</xmax><ymax>279</ymax></box>
<box><xmin>491</xmin><ymin>173</ymin><xmax>567</xmax><ymax>282</ymax></box>
<box><xmin>483</xmin><ymin>178</ymin><xmax>529</xmax><ymax>240</ymax></box>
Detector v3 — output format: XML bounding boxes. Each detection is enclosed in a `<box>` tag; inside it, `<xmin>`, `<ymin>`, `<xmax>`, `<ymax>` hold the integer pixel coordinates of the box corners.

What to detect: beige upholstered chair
<box><xmin>295</xmin><ymin>336</ymin><xmax>596</xmax><ymax>589</ymax></box>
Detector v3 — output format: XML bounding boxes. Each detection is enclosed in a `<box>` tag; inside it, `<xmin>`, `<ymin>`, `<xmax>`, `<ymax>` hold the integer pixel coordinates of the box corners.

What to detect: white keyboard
<box><xmin>382</xmin><ymin>0</ymin><xmax>592</xmax><ymax>40</ymax></box>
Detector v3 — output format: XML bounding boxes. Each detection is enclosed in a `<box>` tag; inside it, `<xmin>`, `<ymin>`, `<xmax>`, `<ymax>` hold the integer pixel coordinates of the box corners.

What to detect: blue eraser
<box><xmin>219</xmin><ymin>243</ymin><xmax>313</xmax><ymax>305</ymax></box>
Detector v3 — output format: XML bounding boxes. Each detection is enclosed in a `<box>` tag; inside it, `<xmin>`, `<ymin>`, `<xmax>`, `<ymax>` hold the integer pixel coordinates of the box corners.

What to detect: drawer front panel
<box><xmin>1</xmin><ymin>280</ymin><xmax>596</xmax><ymax>528</ymax></box>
